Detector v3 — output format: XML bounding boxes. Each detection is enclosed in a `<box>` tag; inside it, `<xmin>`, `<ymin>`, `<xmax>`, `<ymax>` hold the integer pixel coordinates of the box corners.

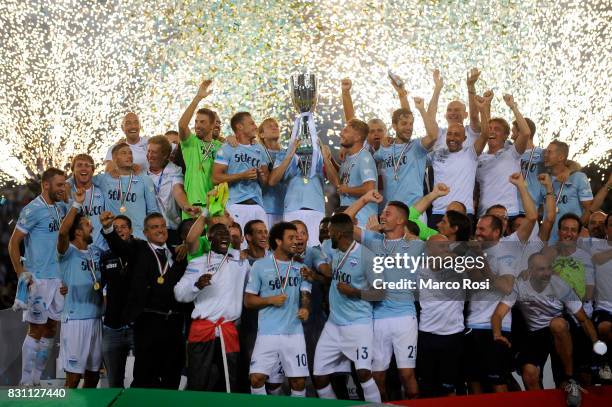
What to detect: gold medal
<box><xmin>303</xmin><ymin>177</ymin><xmax>309</xmax><ymax>184</ymax></box>
<box><xmin>119</xmin><ymin>206</ymin><xmax>126</xmax><ymax>213</ymax></box>
<box><xmin>93</xmin><ymin>282</ymin><xmax>100</xmax><ymax>291</ymax></box>
<box><xmin>157</xmin><ymin>276</ymin><xmax>165</xmax><ymax>284</ymax></box>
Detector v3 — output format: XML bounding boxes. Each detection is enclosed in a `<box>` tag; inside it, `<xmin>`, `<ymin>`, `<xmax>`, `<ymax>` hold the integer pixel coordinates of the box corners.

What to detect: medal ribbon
<box><xmin>86</xmin><ymin>249</ymin><xmax>98</xmax><ymax>285</ymax></box>
<box><xmin>39</xmin><ymin>196</ymin><xmax>61</xmax><ymax>225</ymax></box>
<box><xmin>555</xmin><ymin>181</ymin><xmax>566</xmax><ymax>208</ymax></box>
<box><xmin>148</xmin><ymin>243</ymin><xmax>170</xmax><ymax>279</ymax></box>
<box><xmin>341</xmin><ymin>147</ymin><xmax>366</xmax><ymax>185</ymax></box>
<box><xmin>86</xmin><ymin>186</ymin><xmax>95</xmax><ymax>217</ymax></box>
<box><xmin>334</xmin><ymin>240</ymin><xmax>357</xmax><ymax>274</ymax></box>
<box><xmin>272</xmin><ymin>255</ymin><xmax>294</xmax><ymax>293</ymax></box>
<box><xmin>392</xmin><ymin>141</ymin><xmax>411</xmax><ymax>180</ymax></box>
<box><xmin>202</xmin><ymin>140</ymin><xmax>215</xmax><ymax>160</ymax></box>
<box><xmin>521</xmin><ymin>147</ymin><xmax>537</xmax><ymax>180</ymax></box>
<box><xmin>207</xmin><ymin>250</ymin><xmax>231</xmax><ymax>276</ymax></box>
<box><xmin>118</xmin><ymin>172</ymin><xmax>134</xmax><ymax>209</ymax></box>
<box><xmin>382</xmin><ymin>237</ymin><xmax>402</xmax><ymax>255</ymax></box>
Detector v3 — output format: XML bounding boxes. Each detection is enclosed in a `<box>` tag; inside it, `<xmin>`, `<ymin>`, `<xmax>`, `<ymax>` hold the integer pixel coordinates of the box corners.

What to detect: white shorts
<box><xmin>227</xmin><ymin>203</ymin><xmax>268</xmax><ymax>249</ymax></box>
<box><xmin>23</xmin><ymin>278</ymin><xmax>64</xmax><ymax>324</ymax></box>
<box><xmin>313</xmin><ymin>321</ymin><xmax>374</xmax><ymax>376</ymax></box>
<box><xmin>268</xmin><ymin>359</ymin><xmax>285</xmax><ymax>384</ymax></box>
<box><xmin>267</xmin><ymin>214</ymin><xmax>283</xmax><ymax>229</ymax></box>
<box><xmin>59</xmin><ymin>318</ymin><xmax>103</xmax><ymax>374</ymax></box>
<box><xmin>250</xmin><ymin>334</ymin><xmax>309</xmax><ymax>378</ymax></box>
<box><xmin>284</xmin><ymin>210</ymin><xmax>324</xmax><ymax>247</ymax></box>
<box><xmin>372</xmin><ymin>315</ymin><xmax>418</xmax><ymax>371</ymax></box>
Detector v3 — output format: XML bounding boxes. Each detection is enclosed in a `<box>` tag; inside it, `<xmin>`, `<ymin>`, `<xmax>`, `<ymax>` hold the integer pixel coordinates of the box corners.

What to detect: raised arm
<box><xmin>509</xmin><ymin>173</ymin><xmax>537</xmax><ymax>243</ymax></box>
<box><xmin>58</xmin><ymin>189</ymin><xmax>86</xmax><ymax>255</ymax></box>
<box><xmin>389</xmin><ymin>73</ymin><xmax>411</xmax><ymax>112</ymax></box>
<box><xmin>466</xmin><ymin>68</ymin><xmax>481</xmax><ymax>133</ymax></box>
<box><xmin>320</xmin><ymin>144</ymin><xmax>341</xmax><ymax>187</ymax></box>
<box><xmin>269</xmin><ymin>140</ymin><xmax>300</xmax><ymax>186</ymax></box>
<box><xmin>503</xmin><ymin>94</ymin><xmax>529</xmax><ymax>154</ymax></box>
<box><xmin>344</xmin><ymin>190</ymin><xmax>383</xmax><ymax>241</ymax></box>
<box><xmin>413</xmin><ymin>183</ymin><xmax>449</xmax><ymax>214</ymax></box>
<box><xmin>538</xmin><ymin>174</ymin><xmax>556</xmax><ymax>242</ymax></box>
<box><xmin>586</xmin><ymin>173</ymin><xmax>610</xmax><ymax>215</ymax></box>
<box><xmin>186</xmin><ymin>211</ymin><xmax>208</xmax><ymax>254</ymax></box>
<box><xmin>427</xmin><ymin>69</ymin><xmax>443</xmax><ymax>118</ymax></box>
<box><xmin>473</xmin><ymin>91</ymin><xmax>493</xmax><ymax>155</ymax></box>
<box><xmin>100</xmin><ymin>211</ymin><xmax>133</xmax><ymax>258</ymax></box>
<box><xmin>341</xmin><ymin>78</ymin><xmax>355</xmax><ymax>122</ymax></box>
<box><xmin>178</xmin><ymin>79</ymin><xmax>212</xmax><ymax>141</ymax></box>
<box><xmin>414</xmin><ymin>97</ymin><xmax>438</xmax><ymax>150</ymax></box>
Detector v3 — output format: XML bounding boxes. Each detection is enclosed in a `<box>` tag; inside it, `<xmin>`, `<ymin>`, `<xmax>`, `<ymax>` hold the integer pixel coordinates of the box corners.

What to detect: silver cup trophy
<box><xmin>289</xmin><ymin>73</ymin><xmax>318</xmax><ymax>181</ymax></box>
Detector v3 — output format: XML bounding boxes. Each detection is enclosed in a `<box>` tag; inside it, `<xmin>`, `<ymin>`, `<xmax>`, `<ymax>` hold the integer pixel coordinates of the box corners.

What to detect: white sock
<box><xmin>32</xmin><ymin>337</ymin><xmax>53</xmax><ymax>384</ymax></box>
<box><xmin>251</xmin><ymin>385</ymin><xmax>267</xmax><ymax>395</ymax></box>
<box><xmin>268</xmin><ymin>386</ymin><xmax>283</xmax><ymax>395</ymax></box>
<box><xmin>316</xmin><ymin>383</ymin><xmax>336</xmax><ymax>399</ymax></box>
<box><xmin>20</xmin><ymin>336</ymin><xmax>39</xmax><ymax>385</ymax></box>
<box><xmin>361</xmin><ymin>378</ymin><xmax>382</xmax><ymax>402</ymax></box>
<box><xmin>290</xmin><ymin>388</ymin><xmax>306</xmax><ymax>397</ymax></box>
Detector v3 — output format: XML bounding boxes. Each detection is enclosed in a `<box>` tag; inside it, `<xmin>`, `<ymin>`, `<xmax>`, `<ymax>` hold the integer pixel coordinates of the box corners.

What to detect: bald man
<box><xmin>427</xmin><ymin>115</ymin><xmax>489</xmax><ymax>228</ymax></box>
<box><xmin>431</xmin><ymin>69</ymin><xmax>482</xmax><ymax>150</ymax></box>
<box><xmin>105</xmin><ymin>112</ymin><xmax>150</xmax><ymax>169</ymax></box>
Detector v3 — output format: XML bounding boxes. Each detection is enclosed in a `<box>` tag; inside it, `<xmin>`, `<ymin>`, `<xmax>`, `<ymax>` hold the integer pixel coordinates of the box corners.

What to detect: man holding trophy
<box><xmin>270</xmin><ymin>73</ymin><xmax>332</xmax><ymax>246</ymax></box>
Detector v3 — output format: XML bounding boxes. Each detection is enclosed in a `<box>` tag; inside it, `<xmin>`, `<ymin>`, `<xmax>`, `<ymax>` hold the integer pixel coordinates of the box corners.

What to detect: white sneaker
<box><xmin>565</xmin><ymin>378</ymin><xmax>586</xmax><ymax>407</ymax></box>
<box><xmin>599</xmin><ymin>364</ymin><xmax>612</xmax><ymax>381</ymax></box>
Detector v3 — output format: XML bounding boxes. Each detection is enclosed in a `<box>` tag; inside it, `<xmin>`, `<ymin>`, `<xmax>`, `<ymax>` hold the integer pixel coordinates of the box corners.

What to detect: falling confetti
<box><xmin>0</xmin><ymin>0</ymin><xmax>609</xmax><ymax>187</ymax></box>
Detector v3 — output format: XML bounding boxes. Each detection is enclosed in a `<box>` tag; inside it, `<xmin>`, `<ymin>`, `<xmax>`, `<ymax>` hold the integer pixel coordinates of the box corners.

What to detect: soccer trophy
<box><xmin>289</xmin><ymin>73</ymin><xmax>319</xmax><ymax>183</ymax></box>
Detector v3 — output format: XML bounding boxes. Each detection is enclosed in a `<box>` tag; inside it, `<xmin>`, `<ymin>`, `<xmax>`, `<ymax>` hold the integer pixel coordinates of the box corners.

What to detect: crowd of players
<box><xmin>7</xmin><ymin>69</ymin><xmax>612</xmax><ymax>406</ymax></box>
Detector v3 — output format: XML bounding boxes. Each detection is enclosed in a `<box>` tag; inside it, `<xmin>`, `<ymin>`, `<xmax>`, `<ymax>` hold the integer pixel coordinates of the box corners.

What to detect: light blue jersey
<box><xmin>68</xmin><ymin>184</ymin><xmax>107</xmax><ymax>251</ymax></box>
<box><xmin>362</xmin><ymin>230</ymin><xmax>421</xmax><ymax>319</ymax></box>
<box><xmin>328</xmin><ymin>242</ymin><xmax>373</xmax><ymax>326</ymax></box>
<box><xmin>245</xmin><ymin>255</ymin><xmax>311</xmax><ymax>335</ymax></box>
<box><xmin>261</xmin><ymin>148</ymin><xmax>285</xmax><ymax>215</ymax></box>
<box><xmin>16</xmin><ymin>196</ymin><xmax>68</xmax><ymax>279</ymax></box>
<box><xmin>540</xmin><ymin>171</ymin><xmax>593</xmax><ymax>242</ymax></box>
<box><xmin>339</xmin><ymin>149</ymin><xmax>378</xmax><ymax>225</ymax></box>
<box><xmin>300</xmin><ymin>245</ymin><xmax>330</xmax><ymax>270</ymax></box>
<box><xmin>519</xmin><ymin>147</ymin><xmax>545</xmax><ymax>212</ymax></box>
<box><xmin>321</xmin><ymin>239</ymin><xmax>335</xmax><ymax>261</ymax></box>
<box><xmin>373</xmin><ymin>139</ymin><xmax>429</xmax><ymax>207</ymax></box>
<box><xmin>95</xmin><ymin>173</ymin><xmax>158</xmax><ymax>239</ymax></box>
<box><xmin>274</xmin><ymin>150</ymin><xmax>325</xmax><ymax>213</ymax></box>
<box><xmin>59</xmin><ymin>244</ymin><xmax>103</xmax><ymax>321</ymax></box>
<box><xmin>215</xmin><ymin>143</ymin><xmax>267</xmax><ymax>206</ymax></box>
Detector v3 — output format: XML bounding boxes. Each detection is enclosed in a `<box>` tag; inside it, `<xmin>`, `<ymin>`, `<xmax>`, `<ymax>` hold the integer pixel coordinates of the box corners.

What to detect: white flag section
<box><xmin>289</xmin><ymin>112</ymin><xmax>320</xmax><ymax>179</ymax></box>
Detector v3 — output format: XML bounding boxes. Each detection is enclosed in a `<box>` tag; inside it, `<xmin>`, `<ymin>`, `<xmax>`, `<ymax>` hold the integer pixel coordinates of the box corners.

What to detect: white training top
<box><xmin>174</xmin><ymin>250</ymin><xmax>249</xmax><ymax>322</ymax></box>
<box><xmin>417</xmin><ymin>267</ymin><xmax>465</xmax><ymax>335</ymax></box>
<box><xmin>502</xmin><ymin>275</ymin><xmax>582</xmax><ymax>331</ymax></box>
<box><xmin>476</xmin><ymin>144</ymin><xmax>521</xmax><ymax>216</ymax></box>
<box><xmin>429</xmin><ymin>145</ymin><xmax>478</xmax><ymax>214</ymax></box>
<box><xmin>579</xmin><ymin>238</ymin><xmax>612</xmax><ymax>312</ymax></box>
<box><xmin>466</xmin><ymin>232</ymin><xmax>520</xmax><ymax>331</ymax></box>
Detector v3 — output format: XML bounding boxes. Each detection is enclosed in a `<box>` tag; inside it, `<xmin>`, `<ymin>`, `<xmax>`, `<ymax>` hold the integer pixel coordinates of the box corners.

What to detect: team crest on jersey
<box><xmin>349</xmin><ymin>258</ymin><xmax>358</xmax><ymax>267</ymax></box>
